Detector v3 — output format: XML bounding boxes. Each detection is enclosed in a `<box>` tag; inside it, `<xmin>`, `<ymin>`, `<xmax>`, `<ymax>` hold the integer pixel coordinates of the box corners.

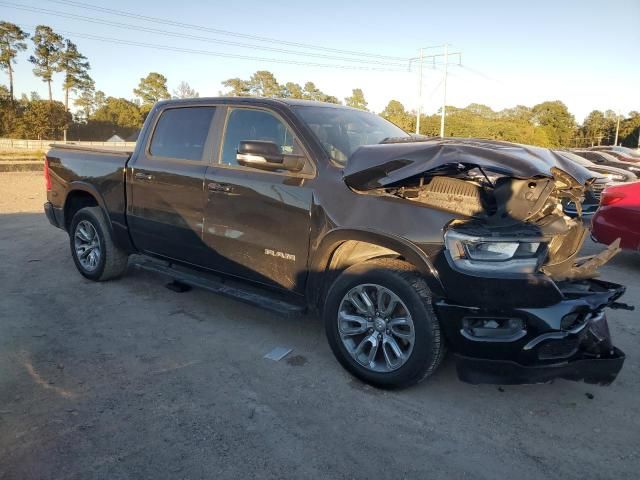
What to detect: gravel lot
<box><xmin>1</xmin><ymin>172</ymin><xmax>638</xmax><ymax>479</ymax></box>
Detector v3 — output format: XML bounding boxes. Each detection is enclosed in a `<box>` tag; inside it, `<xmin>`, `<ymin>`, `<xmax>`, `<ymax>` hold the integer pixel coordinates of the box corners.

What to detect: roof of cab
<box><xmin>154</xmin><ymin>96</ymin><xmax>356</xmax><ymax>109</ymax></box>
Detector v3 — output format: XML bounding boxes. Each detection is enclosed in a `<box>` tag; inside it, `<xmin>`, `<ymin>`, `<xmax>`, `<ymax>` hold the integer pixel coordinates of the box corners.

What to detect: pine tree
<box><xmin>29</xmin><ymin>25</ymin><xmax>64</xmax><ymax>101</ymax></box>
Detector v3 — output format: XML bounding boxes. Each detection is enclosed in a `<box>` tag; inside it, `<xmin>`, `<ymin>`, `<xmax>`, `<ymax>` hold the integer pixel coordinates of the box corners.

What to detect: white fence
<box><xmin>0</xmin><ymin>138</ymin><xmax>137</xmax><ymax>150</ymax></box>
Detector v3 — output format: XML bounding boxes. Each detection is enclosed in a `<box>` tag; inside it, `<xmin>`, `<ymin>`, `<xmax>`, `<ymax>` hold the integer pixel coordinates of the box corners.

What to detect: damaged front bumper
<box><xmin>434</xmin><ymin>279</ymin><xmax>628</xmax><ymax>385</ymax></box>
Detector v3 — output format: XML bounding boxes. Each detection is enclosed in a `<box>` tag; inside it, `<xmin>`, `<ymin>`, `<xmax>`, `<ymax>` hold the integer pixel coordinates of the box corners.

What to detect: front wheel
<box><xmin>324</xmin><ymin>258</ymin><xmax>445</xmax><ymax>389</ymax></box>
<box><xmin>69</xmin><ymin>206</ymin><xmax>129</xmax><ymax>281</ymax></box>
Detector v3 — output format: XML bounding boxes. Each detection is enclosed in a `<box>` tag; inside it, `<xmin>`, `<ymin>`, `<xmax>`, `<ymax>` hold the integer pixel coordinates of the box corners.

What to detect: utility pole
<box><xmin>440</xmin><ymin>44</ymin><xmax>449</xmax><ymax>138</ymax></box>
<box><xmin>614</xmin><ymin>114</ymin><xmax>620</xmax><ymax>146</ymax></box>
<box><xmin>409</xmin><ymin>45</ymin><xmax>461</xmax><ymax>138</ymax></box>
<box><xmin>416</xmin><ymin>48</ymin><xmax>424</xmax><ymax>134</ymax></box>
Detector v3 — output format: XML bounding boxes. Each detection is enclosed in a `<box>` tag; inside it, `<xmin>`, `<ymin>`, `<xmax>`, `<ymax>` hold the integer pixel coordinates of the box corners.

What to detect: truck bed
<box><xmin>46</xmin><ymin>144</ymin><xmax>133</xmax><ymax>237</ymax></box>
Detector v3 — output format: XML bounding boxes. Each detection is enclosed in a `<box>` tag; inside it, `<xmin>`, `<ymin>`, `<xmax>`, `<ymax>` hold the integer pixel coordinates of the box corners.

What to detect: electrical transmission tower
<box><xmin>409</xmin><ymin>45</ymin><xmax>462</xmax><ymax>137</ymax></box>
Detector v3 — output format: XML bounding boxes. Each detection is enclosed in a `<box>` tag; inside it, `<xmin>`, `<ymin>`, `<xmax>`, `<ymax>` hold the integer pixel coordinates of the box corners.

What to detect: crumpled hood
<box><xmin>343</xmin><ymin>138</ymin><xmax>595</xmax><ymax>190</ymax></box>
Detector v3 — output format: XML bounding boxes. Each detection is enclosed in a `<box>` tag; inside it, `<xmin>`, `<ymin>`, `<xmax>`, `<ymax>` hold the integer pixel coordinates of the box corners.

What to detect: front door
<box><xmin>128</xmin><ymin>106</ymin><xmax>217</xmax><ymax>266</ymax></box>
<box><xmin>202</xmin><ymin>107</ymin><xmax>315</xmax><ymax>293</ymax></box>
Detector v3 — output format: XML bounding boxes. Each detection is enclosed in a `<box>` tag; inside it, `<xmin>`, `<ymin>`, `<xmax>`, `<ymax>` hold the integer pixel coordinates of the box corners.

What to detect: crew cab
<box><xmin>44</xmin><ymin>97</ymin><xmax>629</xmax><ymax>389</ymax></box>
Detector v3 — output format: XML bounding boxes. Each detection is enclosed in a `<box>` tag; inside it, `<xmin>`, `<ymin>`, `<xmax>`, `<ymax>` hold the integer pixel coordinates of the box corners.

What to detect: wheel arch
<box><xmin>63</xmin><ymin>182</ymin><xmax>108</xmax><ymax>232</ymax></box>
<box><xmin>306</xmin><ymin>228</ymin><xmax>444</xmax><ymax>310</ymax></box>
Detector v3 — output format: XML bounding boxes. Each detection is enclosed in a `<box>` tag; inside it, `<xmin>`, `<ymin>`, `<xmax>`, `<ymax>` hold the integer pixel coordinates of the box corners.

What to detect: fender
<box><xmin>64</xmin><ymin>180</ymin><xmax>108</xmax><ymax>212</ymax></box>
<box><xmin>64</xmin><ymin>181</ymin><xmax>136</xmax><ymax>253</ymax></box>
<box><xmin>307</xmin><ymin>227</ymin><xmax>445</xmax><ymax>307</ymax></box>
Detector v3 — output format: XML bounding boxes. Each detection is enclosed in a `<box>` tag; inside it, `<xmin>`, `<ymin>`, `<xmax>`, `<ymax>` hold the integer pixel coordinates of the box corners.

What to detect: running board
<box><xmin>133</xmin><ymin>258</ymin><xmax>306</xmax><ymax>318</ymax></box>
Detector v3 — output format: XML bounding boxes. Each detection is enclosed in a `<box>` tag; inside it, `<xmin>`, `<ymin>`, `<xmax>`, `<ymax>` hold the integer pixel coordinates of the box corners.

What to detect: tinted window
<box><xmin>221</xmin><ymin>109</ymin><xmax>298</xmax><ymax>166</ymax></box>
<box><xmin>580</xmin><ymin>152</ymin><xmax>604</xmax><ymax>163</ymax></box>
<box><xmin>149</xmin><ymin>107</ymin><xmax>215</xmax><ymax>161</ymax></box>
<box><xmin>294</xmin><ymin>106</ymin><xmax>409</xmax><ymax>165</ymax></box>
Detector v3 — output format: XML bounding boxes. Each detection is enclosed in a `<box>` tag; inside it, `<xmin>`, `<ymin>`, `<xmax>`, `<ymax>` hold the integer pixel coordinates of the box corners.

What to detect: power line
<box><xmin>40</xmin><ymin>0</ymin><xmax>408</xmax><ymax>61</ymax></box>
<box><xmin>2</xmin><ymin>1</ymin><xmax>410</xmax><ymax>67</ymax></box>
<box><xmin>458</xmin><ymin>64</ymin><xmax>502</xmax><ymax>83</ymax></box>
<box><xmin>15</xmin><ymin>23</ymin><xmax>410</xmax><ymax>72</ymax></box>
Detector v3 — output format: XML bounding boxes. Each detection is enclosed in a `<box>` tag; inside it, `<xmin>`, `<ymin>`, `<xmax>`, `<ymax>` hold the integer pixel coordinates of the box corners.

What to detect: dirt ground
<box><xmin>0</xmin><ymin>173</ymin><xmax>46</xmax><ymax>213</ymax></box>
<box><xmin>0</xmin><ymin>172</ymin><xmax>638</xmax><ymax>479</ymax></box>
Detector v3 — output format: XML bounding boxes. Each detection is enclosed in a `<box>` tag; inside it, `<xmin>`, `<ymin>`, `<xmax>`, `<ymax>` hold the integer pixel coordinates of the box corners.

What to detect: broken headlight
<box><xmin>444</xmin><ymin>230</ymin><xmax>546</xmax><ymax>274</ymax></box>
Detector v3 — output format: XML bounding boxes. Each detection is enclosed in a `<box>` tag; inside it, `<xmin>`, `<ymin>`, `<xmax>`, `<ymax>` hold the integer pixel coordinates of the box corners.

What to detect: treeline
<box><xmin>382</xmin><ymin>101</ymin><xmax>640</xmax><ymax>148</ymax></box>
<box><xmin>380</xmin><ymin>100</ymin><xmax>640</xmax><ymax>148</ymax></box>
<box><xmin>0</xmin><ymin>21</ymin><xmax>197</xmax><ymax>140</ymax></box>
<box><xmin>1</xmin><ymin>21</ymin><xmax>639</xmax><ymax>147</ymax></box>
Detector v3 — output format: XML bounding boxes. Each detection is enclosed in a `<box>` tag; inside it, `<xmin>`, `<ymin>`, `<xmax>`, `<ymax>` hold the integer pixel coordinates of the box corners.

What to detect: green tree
<box><xmin>531</xmin><ymin>100</ymin><xmax>576</xmax><ymax>147</ymax></box>
<box><xmin>302</xmin><ymin>82</ymin><xmax>339</xmax><ymax>103</ymax></box>
<box><xmin>12</xmin><ymin>99</ymin><xmax>70</xmax><ymax>139</ymax></box>
<box><xmin>94</xmin><ymin>90</ymin><xmax>106</xmax><ymax>110</ymax></box>
<box><xmin>74</xmin><ymin>87</ymin><xmax>106</xmax><ymax>121</ymax></box>
<box><xmin>380</xmin><ymin>100</ymin><xmax>414</xmax><ymax>132</ymax></box>
<box><xmin>248</xmin><ymin>70</ymin><xmax>283</xmax><ymax>97</ymax></box>
<box><xmin>345</xmin><ymin>88</ymin><xmax>368</xmax><ymax>110</ymax></box>
<box><xmin>29</xmin><ymin>25</ymin><xmax>64</xmax><ymax>101</ymax></box>
<box><xmin>619</xmin><ymin>111</ymin><xmax>640</xmax><ymax>148</ymax></box>
<box><xmin>499</xmin><ymin>105</ymin><xmax>533</xmax><ymax>122</ymax></box>
<box><xmin>283</xmin><ymin>82</ymin><xmax>304</xmax><ymax>99</ymax></box>
<box><xmin>67</xmin><ymin>96</ymin><xmax>141</xmax><ymax>140</ymax></box>
<box><xmin>221</xmin><ymin>77</ymin><xmax>251</xmax><ymax>96</ymax></box>
<box><xmin>91</xmin><ymin>96</ymin><xmax>143</xmax><ymax>128</ymax></box>
<box><xmin>465</xmin><ymin>103</ymin><xmax>495</xmax><ymax>118</ymax></box>
<box><xmin>172</xmin><ymin>81</ymin><xmax>199</xmax><ymax>99</ymax></box>
<box><xmin>59</xmin><ymin>39</ymin><xmax>92</xmax><ymax>111</ymax></box>
<box><xmin>133</xmin><ymin>72</ymin><xmax>170</xmax><ymax>114</ymax></box>
<box><xmin>582</xmin><ymin>111</ymin><xmax>610</xmax><ymax>146</ymax></box>
<box><xmin>0</xmin><ymin>22</ymin><xmax>29</xmax><ymax>102</ymax></box>
<box><xmin>0</xmin><ymin>84</ymin><xmax>18</xmax><ymax>135</ymax></box>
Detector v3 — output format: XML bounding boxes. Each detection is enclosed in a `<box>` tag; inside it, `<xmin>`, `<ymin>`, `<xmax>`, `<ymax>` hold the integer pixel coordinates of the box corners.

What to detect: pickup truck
<box><xmin>44</xmin><ymin>97</ymin><xmax>629</xmax><ymax>389</ymax></box>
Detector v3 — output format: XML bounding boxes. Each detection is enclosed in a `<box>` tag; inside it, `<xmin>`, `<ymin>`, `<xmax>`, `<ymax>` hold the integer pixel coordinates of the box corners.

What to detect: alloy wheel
<box><xmin>337</xmin><ymin>283</ymin><xmax>415</xmax><ymax>373</ymax></box>
<box><xmin>74</xmin><ymin>220</ymin><xmax>101</xmax><ymax>272</ymax></box>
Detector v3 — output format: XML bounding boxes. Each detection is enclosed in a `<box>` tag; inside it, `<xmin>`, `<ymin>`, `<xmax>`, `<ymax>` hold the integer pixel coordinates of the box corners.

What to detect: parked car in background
<box><xmin>557</xmin><ymin>151</ymin><xmax>636</xmax><ymax>183</ymax></box>
<box><xmin>590</xmin><ymin>145</ymin><xmax>640</xmax><ymax>163</ymax></box>
<box><xmin>554</xmin><ymin>151</ymin><xmax>605</xmax><ymax>216</ymax></box>
<box><xmin>592</xmin><ymin>182</ymin><xmax>640</xmax><ymax>251</ymax></box>
<box><xmin>572</xmin><ymin>150</ymin><xmax>640</xmax><ymax>178</ymax></box>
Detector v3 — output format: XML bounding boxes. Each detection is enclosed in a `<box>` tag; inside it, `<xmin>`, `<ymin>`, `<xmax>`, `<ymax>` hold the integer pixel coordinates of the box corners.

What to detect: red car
<box><xmin>592</xmin><ymin>181</ymin><xmax>640</xmax><ymax>250</ymax></box>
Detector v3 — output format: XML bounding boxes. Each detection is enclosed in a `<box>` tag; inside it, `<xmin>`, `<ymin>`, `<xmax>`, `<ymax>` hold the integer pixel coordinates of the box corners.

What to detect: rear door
<box><xmin>128</xmin><ymin>105</ymin><xmax>217</xmax><ymax>265</ymax></box>
<box><xmin>202</xmin><ymin>106</ymin><xmax>315</xmax><ymax>293</ymax></box>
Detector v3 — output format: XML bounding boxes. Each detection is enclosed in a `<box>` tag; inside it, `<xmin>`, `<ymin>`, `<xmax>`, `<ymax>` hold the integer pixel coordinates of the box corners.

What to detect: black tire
<box><xmin>69</xmin><ymin>206</ymin><xmax>129</xmax><ymax>281</ymax></box>
<box><xmin>324</xmin><ymin>258</ymin><xmax>445</xmax><ymax>389</ymax></box>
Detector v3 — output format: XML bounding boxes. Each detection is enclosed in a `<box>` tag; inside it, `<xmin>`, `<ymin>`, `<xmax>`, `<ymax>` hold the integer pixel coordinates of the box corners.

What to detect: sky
<box><xmin>2</xmin><ymin>0</ymin><xmax>639</xmax><ymax>123</ymax></box>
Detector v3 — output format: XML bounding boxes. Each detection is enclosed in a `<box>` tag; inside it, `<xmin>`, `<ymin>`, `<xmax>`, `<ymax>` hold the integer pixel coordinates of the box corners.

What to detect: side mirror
<box><xmin>236</xmin><ymin>140</ymin><xmax>304</xmax><ymax>172</ymax></box>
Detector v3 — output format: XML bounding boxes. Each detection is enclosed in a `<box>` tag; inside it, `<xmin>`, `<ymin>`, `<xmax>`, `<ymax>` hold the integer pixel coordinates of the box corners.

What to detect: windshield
<box><xmin>293</xmin><ymin>106</ymin><xmax>409</xmax><ymax>165</ymax></box>
<box><xmin>557</xmin><ymin>151</ymin><xmax>594</xmax><ymax>167</ymax></box>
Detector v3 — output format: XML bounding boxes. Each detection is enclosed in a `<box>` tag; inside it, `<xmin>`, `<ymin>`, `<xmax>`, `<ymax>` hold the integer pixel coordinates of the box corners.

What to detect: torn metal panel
<box><xmin>543</xmin><ymin>238</ymin><xmax>622</xmax><ymax>281</ymax></box>
<box><xmin>344</xmin><ymin>138</ymin><xmax>595</xmax><ymax>190</ymax></box>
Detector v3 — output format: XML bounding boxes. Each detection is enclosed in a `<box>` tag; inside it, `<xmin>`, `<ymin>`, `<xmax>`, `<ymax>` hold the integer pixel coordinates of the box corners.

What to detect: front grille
<box><xmin>591</xmin><ymin>182</ymin><xmax>606</xmax><ymax>200</ymax></box>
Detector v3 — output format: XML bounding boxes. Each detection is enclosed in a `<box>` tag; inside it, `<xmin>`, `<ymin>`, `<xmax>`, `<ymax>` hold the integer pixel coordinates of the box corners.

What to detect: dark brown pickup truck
<box><xmin>44</xmin><ymin>97</ymin><xmax>630</xmax><ymax>389</ymax></box>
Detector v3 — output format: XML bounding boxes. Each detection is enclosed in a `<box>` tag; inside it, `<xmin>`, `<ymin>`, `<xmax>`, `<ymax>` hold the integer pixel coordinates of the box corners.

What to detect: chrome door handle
<box><xmin>207</xmin><ymin>182</ymin><xmax>233</xmax><ymax>193</ymax></box>
<box><xmin>135</xmin><ymin>172</ymin><xmax>154</xmax><ymax>181</ymax></box>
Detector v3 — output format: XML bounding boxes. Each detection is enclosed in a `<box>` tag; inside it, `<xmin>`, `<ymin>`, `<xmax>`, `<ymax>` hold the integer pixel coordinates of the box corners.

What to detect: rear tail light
<box><xmin>600</xmin><ymin>190</ymin><xmax>625</xmax><ymax>206</ymax></box>
<box><xmin>43</xmin><ymin>155</ymin><xmax>51</xmax><ymax>191</ymax></box>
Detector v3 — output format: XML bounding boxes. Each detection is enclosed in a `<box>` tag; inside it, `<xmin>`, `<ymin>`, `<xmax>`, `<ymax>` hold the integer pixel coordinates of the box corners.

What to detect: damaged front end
<box><xmin>345</xmin><ymin>139</ymin><xmax>630</xmax><ymax>385</ymax></box>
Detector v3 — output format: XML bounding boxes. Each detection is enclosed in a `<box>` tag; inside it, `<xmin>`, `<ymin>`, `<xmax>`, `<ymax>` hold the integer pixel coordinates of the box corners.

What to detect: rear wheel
<box><xmin>324</xmin><ymin>258</ymin><xmax>445</xmax><ymax>389</ymax></box>
<box><xmin>69</xmin><ymin>206</ymin><xmax>128</xmax><ymax>281</ymax></box>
